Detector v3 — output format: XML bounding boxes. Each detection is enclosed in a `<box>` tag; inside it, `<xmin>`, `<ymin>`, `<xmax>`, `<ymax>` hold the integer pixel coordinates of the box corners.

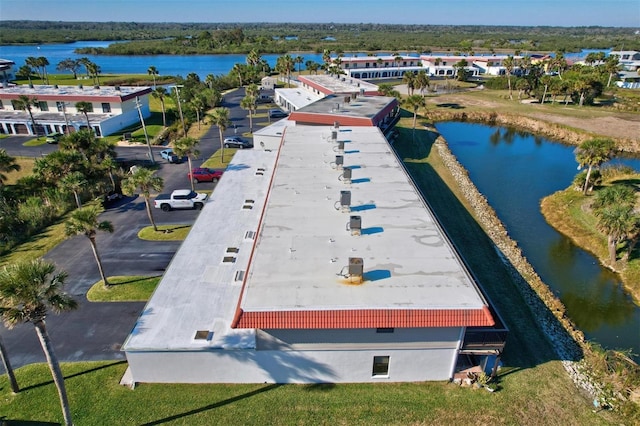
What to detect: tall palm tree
<box><xmin>414</xmin><ymin>70</ymin><xmax>430</xmax><ymax>96</ymax></box>
<box><xmin>246</xmin><ymin>49</ymin><xmax>261</xmax><ymax>68</ymax></box>
<box><xmin>604</xmin><ymin>55</ymin><xmax>620</xmax><ymax>87</ymax></box>
<box><xmin>208</xmin><ymin>107</ymin><xmax>231</xmax><ymax>164</ymax></box>
<box><xmin>25</xmin><ymin>56</ymin><xmax>41</xmax><ymax>81</ymax></box>
<box><xmin>189</xmin><ymin>95</ymin><xmax>207</xmax><ymax>131</ymax></box>
<box><xmin>404</xmin><ymin>94</ymin><xmax>426</xmax><ymax>129</ymax></box>
<box><xmin>402</xmin><ymin>72</ymin><xmax>416</xmax><ymax>95</ymax></box>
<box><xmin>65</xmin><ymin>205</ymin><xmax>114</xmax><ymax>288</ymax></box>
<box><xmin>595</xmin><ymin>204</ymin><xmax>634</xmax><ymax>265</ymax></box>
<box><xmin>75</xmin><ymin>101</ymin><xmax>93</xmax><ymax>130</ymax></box>
<box><xmin>173</xmin><ymin>137</ymin><xmax>200</xmax><ymax>191</ymax></box>
<box><xmin>152</xmin><ymin>87</ymin><xmax>168</xmax><ymax>127</ymax></box>
<box><xmin>245</xmin><ymin>83</ymin><xmax>259</xmax><ymax>98</ymax></box>
<box><xmin>295</xmin><ymin>55</ymin><xmax>304</xmax><ymax>75</ymax></box>
<box><xmin>232</xmin><ymin>63</ymin><xmax>244</xmax><ymax>87</ymax></box>
<box><xmin>0</xmin><ymin>334</ymin><xmax>19</xmax><ymax>393</ymax></box>
<box><xmin>147</xmin><ymin>65</ymin><xmax>159</xmax><ymax>88</ymax></box>
<box><xmin>241</xmin><ymin>95</ymin><xmax>257</xmax><ymax>133</ymax></box>
<box><xmin>15</xmin><ymin>95</ymin><xmax>38</xmax><ymax>134</ymax></box>
<box><xmin>574</xmin><ymin>138</ymin><xmax>616</xmax><ymax>194</ymax></box>
<box><xmin>59</xmin><ymin>171</ymin><xmax>88</xmax><ymax>208</ymax></box>
<box><xmin>36</xmin><ymin>56</ymin><xmax>50</xmax><ymax>85</ymax></box>
<box><xmin>0</xmin><ymin>259</ymin><xmax>78</xmax><ymax>426</ymax></box>
<box><xmin>503</xmin><ymin>56</ymin><xmax>515</xmax><ymax>100</ymax></box>
<box><xmin>0</xmin><ymin>149</ymin><xmax>20</xmax><ymax>187</ymax></box>
<box><xmin>121</xmin><ymin>166</ymin><xmax>164</xmax><ymax>232</ymax></box>
<box><xmin>322</xmin><ymin>49</ymin><xmax>332</xmax><ymax>69</ymax></box>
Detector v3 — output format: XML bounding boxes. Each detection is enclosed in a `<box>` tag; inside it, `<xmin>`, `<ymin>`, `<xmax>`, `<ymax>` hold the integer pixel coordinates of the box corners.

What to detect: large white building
<box><xmin>0</xmin><ymin>84</ymin><xmax>151</xmax><ymax>137</ymax></box>
<box><xmin>122</xmin><ymin>83</ymin><xmax>507</xmax><ymax>384</ymax></box>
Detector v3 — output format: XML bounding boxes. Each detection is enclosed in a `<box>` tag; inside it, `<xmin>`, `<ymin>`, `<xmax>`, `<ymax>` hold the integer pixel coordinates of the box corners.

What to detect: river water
<box><xmin>436</xmin><ymin>122</ymin><xmax>640</xmax><ymax>356</ymax></box>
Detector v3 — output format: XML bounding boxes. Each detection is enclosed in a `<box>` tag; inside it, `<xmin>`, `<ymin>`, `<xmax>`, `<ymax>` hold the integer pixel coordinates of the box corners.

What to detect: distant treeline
<box><xmin>1</xmin><ymin>21</ymin><xmax>638</xmax><ymax>55</ymax></box>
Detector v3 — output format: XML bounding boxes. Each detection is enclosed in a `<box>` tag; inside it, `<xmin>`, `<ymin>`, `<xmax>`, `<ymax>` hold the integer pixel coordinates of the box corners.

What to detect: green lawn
<box><xmin>86</xmin><ymin>276</ymin><xmax>161</xmax><ymax>302</ymax></box>
<box><xmin>137</xmin><ymin>224</ymin><xmax>192</xmax><ymax>241</ymax></box>
<box><xmin>0</xmin><ymin>361</ymin><xmax>613</xmax><ymax>425</ymax></box>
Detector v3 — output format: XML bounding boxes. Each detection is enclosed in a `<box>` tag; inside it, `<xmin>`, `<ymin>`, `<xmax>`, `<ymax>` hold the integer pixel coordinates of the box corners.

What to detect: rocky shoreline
<box><xmin>428</xmin><ymin>124</ymin><xmax>613</xmax><ymax>402</ymax></box>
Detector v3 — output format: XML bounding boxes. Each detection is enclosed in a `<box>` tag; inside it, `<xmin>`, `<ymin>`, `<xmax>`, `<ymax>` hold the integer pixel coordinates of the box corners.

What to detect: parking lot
<box><xmin>0</xmin><ymin>86</ymin><xmax>276</xmax><ymax>368</ymax></box>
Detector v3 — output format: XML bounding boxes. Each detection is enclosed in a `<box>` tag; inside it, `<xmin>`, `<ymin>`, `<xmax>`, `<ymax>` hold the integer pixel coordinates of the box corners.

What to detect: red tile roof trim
<box><xmin>232</xmin><ymin>306</ymin><xmax>494</xmax><ymax>329</ymax></box>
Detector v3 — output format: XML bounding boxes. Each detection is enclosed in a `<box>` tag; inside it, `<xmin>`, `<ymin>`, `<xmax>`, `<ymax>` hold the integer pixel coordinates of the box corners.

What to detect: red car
<box><xmin>188</xmin><ymin>167</ymin><xmax>224</xmax><ymax>183</ymax></box>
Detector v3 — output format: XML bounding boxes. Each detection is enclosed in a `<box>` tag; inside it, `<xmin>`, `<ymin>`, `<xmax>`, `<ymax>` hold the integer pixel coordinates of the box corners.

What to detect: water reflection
<box><xmin>436</xmin><ymin>121</ymin><xmax>640</xmax><ymax>355</ymax></box>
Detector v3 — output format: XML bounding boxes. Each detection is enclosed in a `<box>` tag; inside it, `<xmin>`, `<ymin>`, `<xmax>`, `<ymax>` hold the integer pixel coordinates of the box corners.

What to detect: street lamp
<box><xmin>172</xmin><ymin>85</ymin><xmax>187</xmax><ymax>137</ymax></box>
<box><xmin>135</xmin><ymin>96</ymin><xmax>155</xmax><ymax>164</ymax></box>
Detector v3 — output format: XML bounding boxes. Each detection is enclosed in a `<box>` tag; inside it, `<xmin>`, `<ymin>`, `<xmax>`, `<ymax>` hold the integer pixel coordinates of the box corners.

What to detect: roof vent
<box><xmin>115</xmin><ymin>85</ymin><xmax>121</xmax><ymax>91</ymax></box>
<box><xmin>234</xmin><ymin>270</ymin><xmax>246</xmax><ymax>282</ymax></box>
<box><xmin>331</xmin><ymin>130</ymin><xmax>337</xmax><ymax>142</ymax></box>
<box><xmin>54</xmin><ymin>84</ymin><xmax>58</xmax><ymax>89</ymax></box>
<box><xmin>335</xmin><ymin>190</ymin><xmax>351</xmax><ymax>212</ymax></box>
<box><xmin>338</xmin><ymin>257</ymin><xmax>364</xmax><ymax>284</ymax></box>
<box><xmin>347</xmin><ymin>215</ymin><xmax>361</xmax><ymax>236</ymax></box>
<box><xmin>334</xmin><ymin>140</ymin><xmax>345</xmax><ymax>153</ymax></box>
<box><xmin>78</xmin><ymin>84</ymin><xmax>83</xmax><ymax>89</ymax></box>
<box><xmin>244</xmin><ymin>230</ymin><xmax>256</xmax><ymax>240</ymax></box>
<box><xmin>194</xmin><ymin>330</ymin><xmax>213</xmax><ymax>341</ymax></box>
<box><xmin>339</xmin><ymin>167</ymin><xmax>352</xmax><ymax>184</ymax></box>
<box><xmin>333</xmin><ymin>155</ymin><xmax>344</xmax><ymax>170</ymax></box>
<box><xmin>334</xmin><ymin>121</ymin><xmax>340</xmax><ymax>130</ymax></box>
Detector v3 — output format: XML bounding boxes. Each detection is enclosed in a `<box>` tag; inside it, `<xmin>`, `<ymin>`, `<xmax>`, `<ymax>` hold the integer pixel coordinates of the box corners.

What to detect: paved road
<box><xmin>0</xmin><ymin>87</ymin><xmax>272</xmax><ymax>369</ymax></box>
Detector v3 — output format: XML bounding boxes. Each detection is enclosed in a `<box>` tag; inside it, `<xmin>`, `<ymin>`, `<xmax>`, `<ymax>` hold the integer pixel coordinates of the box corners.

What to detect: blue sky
<box><xmin>1</xmin><ymin>0</ymin><xmax>639</xmax><ymax>27</ymax></box>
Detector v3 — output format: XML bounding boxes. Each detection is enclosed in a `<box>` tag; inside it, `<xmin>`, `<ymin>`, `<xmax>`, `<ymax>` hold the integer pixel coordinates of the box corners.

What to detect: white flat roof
<box><xmin>274</xmin><ymin>87</ymin><xmax>323</xmax><ymax>110</ymax></box>
<box><xmin>124</xmin><ymin>123</ymin><xmax>490</xmax><ymax>351</ymax></box>
<box><xmin>240</xmin><ymin>125</ymin><xmax>486</xmax><ymax>313</ymax></box>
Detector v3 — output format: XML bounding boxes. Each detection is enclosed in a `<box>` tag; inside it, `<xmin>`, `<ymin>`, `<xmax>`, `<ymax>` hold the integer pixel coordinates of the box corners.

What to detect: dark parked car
<box><xmin>188</xmin><ymin>167</ymin><xmax>224</xmax><ymax>183</ymax></box>
<box><xmin>223</xmin><ymin>137</ymin><xmax>253</xmax><ymax>149</ymax></box>
<box><xmin>269</xmin><ymin>109</ymin><xmax>289</xmax><ymax>119</ymax></box>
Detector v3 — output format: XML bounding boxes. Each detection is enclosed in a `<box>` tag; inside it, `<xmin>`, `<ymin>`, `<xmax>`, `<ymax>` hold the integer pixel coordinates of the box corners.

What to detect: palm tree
<box><xmin>16</xmin><ymin>65</ymin><xmax>33</xmax><ymax>85</ymax></box>
<box><xmin>65</xmin><ymin>205</ymin><xmax>114</xmax><ymax>288</ymax></box>
<box><xmin>232</xmin><ymin>63</ymin><xmax>244</xmax><ymax>87</ymax></box>
<box><xmin>189</xmin><ymin>95</ymin><xmax>207</xmax><ymax>131</ymax></box>
<box><xmin>604</xmin><ymin>55</ymin><xmax>620</xmax><ymax>87</ymax></box>
<box><xmin>503</xmin><ymin>56</ymin><xmax>515</xmax><ymax>100</ymax></box>
<box><xmin>595</xmin><ymin>204</ymin><xmax>634</xmax><ymax>265</ymax></box>
<box><xmin>241</xmin><ymin>95</ymin><xmax>257</xmax><ymax>133</ymax></box>
<box><xmin>121</xmin><ymin>166</ymin><xmax>164</xmax><ymax>232</ymax></box>
<box><xmin>404</xmin><ymin>95</ymin><xmax>426</xmax><ymax>129</ymax></box>
<box><xmin>322</xmin><ymin>49</ymin><xmax>332</xmax><ymax>69</ymax></box>
<box><xmin>152</xmin><ymin>87</ymin><xmax>168</xmax><ymax>127</ymax></box>
<box><xmin>25</xmin><ymin>56</ymin><xmax>41</xmax><ymax>81</ymax></box>
<box><xmin>414</xmin><ymin>70</ymin><xmax>430</xmax><ymax>96</ymax></box>
<box><xmin>0</xmin><ymin>259</ymin><xmax>78</xmax><ymax>426</ymax></box>
<box><xmin>173</xmin><ymin>137</ymin><xmax>200</xmax><ymax>191</ymax></box>
<box><xmin>15</xmin><ymin>95</ymin><xmax>38</xmax><ymax>134</ymax></box>
<box><xmin>574</xmin><ymin>138</ymin><xmax>616</xmax><ymax>194</ymax></box>
<box><xmin>0</xmin><ymin>335</ymin><xmax>19</xmax><ymax>393</ymax></box>
<box><xmin>36</xmin><ymin>57</ymin><xmax>50</xmax><ymax>84</ymax></box>
<box><xmin>59</xmin><ymin>171</ymin><xmax>88</xmax><ymax>208</ymax></box>
<box><xmin>56</xmin><ymin>58</ymin><xmax>81</xmax><ymax>79</ymax></box>
<box><xmin>75</xmin><ymin>101</ymin><xmax>93</xmax><ymax>130</ymax></box>
<box><xmin>147</xmin><ymin>65</ymin><xmax>159</xmax><ymax>88</ymax></box>
<box><xmin>246</xmin><ymin>49</ymin><xmax>261</xmax><ymax>68</ymax></box>
<box><xmin>0</xmin><ymin>149</ymin><xmax>20</xmax><ymax>187</ymax></box>
<box><xmin>245</xmin><ymin>83</ymin><xmax>259</xmax><ymax>99</ymax></box>
<box><xmin>295</xmin><ymin>55</ymin><xmax>304</xmax><ymax>75</ymax></box>
<box><xmin>208</xmin><ymin>107</ymin><xmax>231</xmax><ymax>164</ymax></box>
<box><xmin>402</xmin><ymin>72</ymin><xmax>416</xmax><ymax>95</ymax></box>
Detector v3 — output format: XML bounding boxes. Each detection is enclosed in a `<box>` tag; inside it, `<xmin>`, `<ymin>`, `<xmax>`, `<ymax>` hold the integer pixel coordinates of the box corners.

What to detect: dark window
<box><xmin>376</xmin><ymin>328</ymin><xmax>394</xmax><ymax>333</ymax></box>
<box><xmin>372</xmin><ymin>356</ymin><xmax>390</xmax><ymax>377</ymax></box>
<box><xmin>56</xmin><ymin>101</ymin><xmax>65</xmax><ymax>112</ymax></box>
<box><xmin>0</xmin><ymin>100</ymin><xmax>3</xmax><ymax>109</ymax></box>
<box><xmin>38</xmin><ymin>101</ymin><xmax>48</xmax><ymax>111</ymax></box>
<box><xmin>101</xmin><ymin>103</ymin><xmax>111</xmax><ymax>113</ymax></box>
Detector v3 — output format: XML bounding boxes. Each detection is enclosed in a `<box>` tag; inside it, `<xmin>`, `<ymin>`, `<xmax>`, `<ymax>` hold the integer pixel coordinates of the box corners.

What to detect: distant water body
<box><xmin>0</xmin><ymin>41</ymin><xmax>609</xmax><ymax>80</ymax></box>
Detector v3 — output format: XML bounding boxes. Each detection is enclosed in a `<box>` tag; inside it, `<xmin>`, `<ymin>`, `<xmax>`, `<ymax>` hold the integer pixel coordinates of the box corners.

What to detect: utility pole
<box><xmin>173</xmin><ymin>85</ymin><xmax>187</xmax><ymax>137</ymax></box>
<box><xmin>135</xmin><ymin>96</ymin><xmax>155</xmax><ymax>164</ymax></box>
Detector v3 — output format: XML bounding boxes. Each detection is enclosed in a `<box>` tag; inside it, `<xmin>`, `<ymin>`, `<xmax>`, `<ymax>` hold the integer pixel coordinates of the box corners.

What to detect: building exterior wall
<box><xmin>125</xmin><ymin>327</ymin><xmax>462</xmax><ymax>384</ymax></box>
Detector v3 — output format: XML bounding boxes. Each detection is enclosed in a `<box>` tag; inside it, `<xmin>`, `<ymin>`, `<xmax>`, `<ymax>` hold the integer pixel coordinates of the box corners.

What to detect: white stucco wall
<box><xmin>125</xmin><ymin>327</ymin><xmax>462</xmax><ymax>384</ymax></box>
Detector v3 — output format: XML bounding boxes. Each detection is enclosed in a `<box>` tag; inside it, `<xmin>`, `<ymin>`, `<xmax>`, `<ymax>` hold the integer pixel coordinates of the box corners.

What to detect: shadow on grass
<box><xmin>436</xmin><ymin>103</ymin><xmax>465</xmax><ymax>109</ymax></box>
<box><xmin>0</xmin><ymin>418</ymin><xmax>60</xmax><ymax>426</ymax></box>
<box><xmin>141</xmin><ymin>384</ymin><xmax>282</xmax><ymax>425</ymax></box>
<box><xmin>109</xmin><ymin>276</ymin><xmax>162</xmax><ymax>287</ymax></box>
<box><xmin>19</xmin><ymin>361</ymin><xmax>127</xmax><ymax>393</ymax></box>
<box><xmin>301</xmin><ymin>383</ymin><xmax>336</xmax><ymax>391</ymax></box>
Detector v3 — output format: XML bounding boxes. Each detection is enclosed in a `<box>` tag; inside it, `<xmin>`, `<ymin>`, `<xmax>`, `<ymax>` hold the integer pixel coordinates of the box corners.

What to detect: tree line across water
<box><xmin>1</xmin><ymin>21</ymin><xmax>638</xmax><ymax>55</ymax></box>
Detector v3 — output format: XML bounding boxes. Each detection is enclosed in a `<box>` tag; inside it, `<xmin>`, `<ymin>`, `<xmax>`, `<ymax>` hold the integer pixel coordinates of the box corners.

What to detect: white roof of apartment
<box><xmin>300</xmin><ymin>74</ymin><xmax>379</xmax><ymax>94</ymax></box>
<box><xmin>274</xmin><ymin>87</ymin><xmax>323</xmax><ymax>110</ymax></box>
<box><xmin>124</xmin><ymin>123</ymin><xmax>490</xmax><ymax>352</ymax></box>
<box><xmin>0</xmin><ymin>84</ymin><xmax>150</xmax><ymax>99</ymax></box>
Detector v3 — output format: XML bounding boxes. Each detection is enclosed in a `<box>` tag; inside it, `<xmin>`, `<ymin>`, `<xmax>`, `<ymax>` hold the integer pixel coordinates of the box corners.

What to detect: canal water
<box><xmin>435</xmin><ymin>122</ymin><xmax>640</xmax><ymax>356</ymax></box>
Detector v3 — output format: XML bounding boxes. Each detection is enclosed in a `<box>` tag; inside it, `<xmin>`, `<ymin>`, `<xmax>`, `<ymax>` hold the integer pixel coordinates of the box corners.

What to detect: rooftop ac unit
<box><xmin>348</xmin><ymin>215</ymin><xmax>362</xmax><ymax>236</ymax></box>
<box><xmin>331</xmin><ymin>130</ymin><xmax>337</xmax><ymax>142</ymax></box>
<box><xmin>348</xmin><ymin>257</ymin><xmax>364</xmax><ymax>282</ymax></box>
<box><xmin>334</xmin><ymin>121</ymin><xmax>340</xmax><ymax>130</ymax></box>
<box><xmin>335</xmin><ymin>155</ymin><xmax>344</xmax><ymax>170</ymax></box>
<box><xmin>340</xmin><ymin>167</ymin><xmax>352</xmax><ymax>184</ymax></box>
<box><xmin>335</xmin><ymin>190</ymin><xmax>351</xmax><ymax>212</ymax></box>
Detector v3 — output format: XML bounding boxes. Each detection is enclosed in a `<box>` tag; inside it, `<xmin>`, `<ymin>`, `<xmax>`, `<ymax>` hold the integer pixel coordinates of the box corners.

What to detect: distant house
<box><xmin>610</xmin><ymin>50</ymin><xmax>640</xmax><ymax>71</ymax></box>
<box><xmin>0</xmin><ymin>59</ymin><xmax>15</xmax><ymax>85</ymax></box>
<box><xmin>0</xmin><ymin>84</ymin><xmax>151</xmax><ymax>137</ymax></box>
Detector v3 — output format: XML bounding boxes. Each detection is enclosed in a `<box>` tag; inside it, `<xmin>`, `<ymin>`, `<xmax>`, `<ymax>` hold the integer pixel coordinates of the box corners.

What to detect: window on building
<box><xmin>38</xmin><ymin>101</ymin><xmax>49</xmax><ymax>111</ymax></box>
<box><xmin>0</xmin><ymin>100</ymin><xmax>3</xmax><ymax>109</ymax></box>
<box><xmin>376</xmin><ymin>328</ymin><xmax>394</xmax><ymax>333</ymax></box>
<box><xmin>372</xmin><ymin>356</ymin><xmax>390</xmax><ymax>377</ymax></box>
<box><xmin>56</xmin><ymin>101</ymin><xmax>65</xmax><ymax>112</ymax></box>
<box><xmin>101</xmin><ymin>103</ymin><xmax>111</xmax><ymax>113</ymax></box>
